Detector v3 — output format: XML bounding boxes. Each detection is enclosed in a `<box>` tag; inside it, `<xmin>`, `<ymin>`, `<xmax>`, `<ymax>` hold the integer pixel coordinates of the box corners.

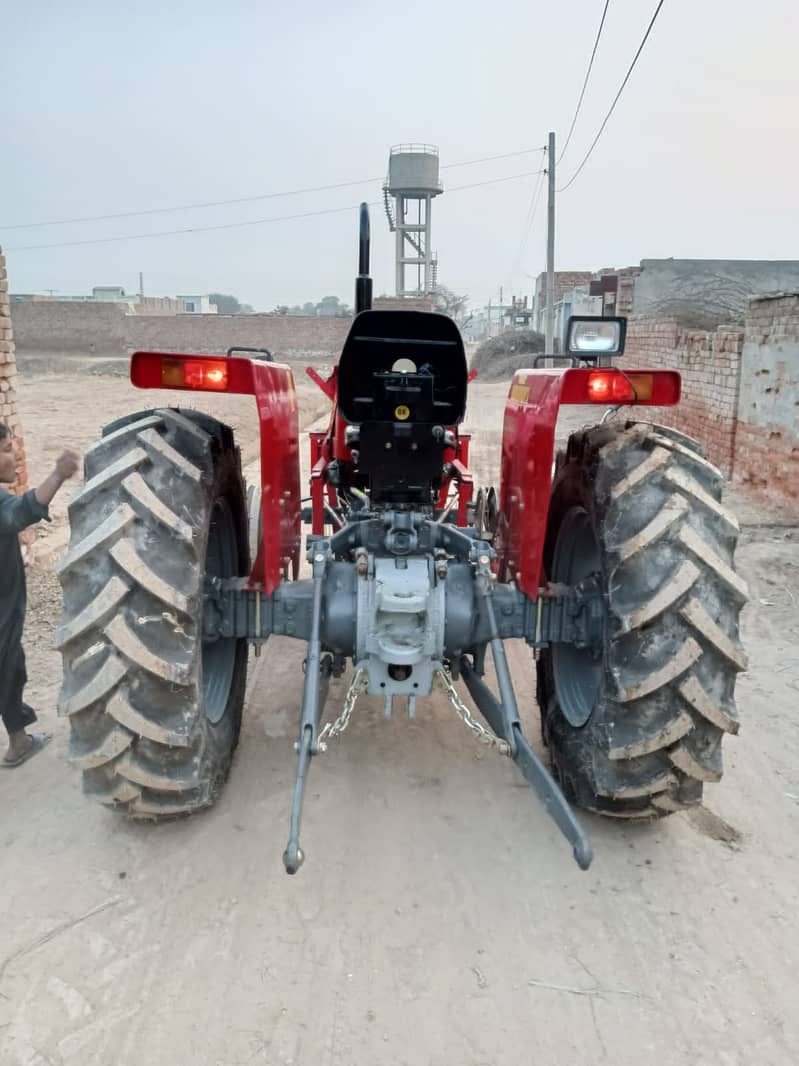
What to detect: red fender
<box><xmin>130</xmin><ymin>351</ymin><xmax>301</xmax><ymax>595</ymax></box>
<box><xmin>495</xmin><ymin>367</ymin><xmax>680</xmax><ymax>598</ymax></box>
<box><xmin>495</xmin><ymin>371</ymin><xmax>564</xmax><ymax>598</ymax></box>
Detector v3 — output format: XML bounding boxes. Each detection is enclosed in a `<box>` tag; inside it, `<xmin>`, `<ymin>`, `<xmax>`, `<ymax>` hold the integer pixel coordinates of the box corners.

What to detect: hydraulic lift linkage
<box><xmin>203</xmin><ymin>526</ymin><xmax>599</xmax><ymax>873</ymax></box>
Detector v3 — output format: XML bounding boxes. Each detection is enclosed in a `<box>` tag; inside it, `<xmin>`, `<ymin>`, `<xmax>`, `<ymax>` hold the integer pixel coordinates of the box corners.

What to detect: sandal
<box><xmin>1</xmin><ymin>732</ymin><xmax>52</xmax><ymax>768</ymax></box>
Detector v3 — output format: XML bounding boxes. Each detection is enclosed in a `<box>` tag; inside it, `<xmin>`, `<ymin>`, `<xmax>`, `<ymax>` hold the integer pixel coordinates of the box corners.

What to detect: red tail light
<box><xmin>587</xmin><ymin>370</ymin><xmax>653</xmax><ymax>403</ymax></box>
<box><xmin>131</xmin><ymin>351</ymin><xmax>240</xmax><ymax>392</ymax></box>
<box><xmin>561</xmin><ymin>368</ymin><xmax>680</xmax><ymax>406</ymax></box>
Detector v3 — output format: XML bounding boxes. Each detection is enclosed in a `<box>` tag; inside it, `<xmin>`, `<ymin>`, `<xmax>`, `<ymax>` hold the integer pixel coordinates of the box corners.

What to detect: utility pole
<box><xmin>138</xmin><ymin>272</ymin><xmax>144</xmax><ymax>298</ymax></box>
<box><xmin>545</xmin><ymin>131</ymin><xmax>556</xmax><ymax>355</ymax></box>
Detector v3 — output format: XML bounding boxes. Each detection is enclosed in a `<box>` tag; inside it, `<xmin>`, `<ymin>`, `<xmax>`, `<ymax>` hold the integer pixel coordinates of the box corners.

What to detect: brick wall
<box><xmin>733</xmin><ymin>294</ymin><xmax>799</xmax><ymax>507</ymax></box>
<box><xmin>124</xmin><ymin>313</ymin><xmax>351</xmax><ymax>358</ymax></box>
<box><xmin>10</xmin><ymin>302</ymin><xmax>352</xmax><ymax>359</ymax></box>
<box><xmin>553</xmin><ymin>272</ymin><xmax>594</xmax><ymax>300</ymax></box>
<box><xmin>622</xmin><ymin>297</ymin><xmax>799</xmax><ymax>515</ymax></box>
<box><xmin>623</xmin><ymin>317</ymin><xmax>744</xmax><ymax>475</ymax></box>
<box><xmin>0</xmin><ymin>247</ymin><xmax>33</xmax><ymax>559</ymax></box>
<box><xmin>10</xmin><ymin>300</ymin><xmax>128</xmax><ymax>353</ymax></box>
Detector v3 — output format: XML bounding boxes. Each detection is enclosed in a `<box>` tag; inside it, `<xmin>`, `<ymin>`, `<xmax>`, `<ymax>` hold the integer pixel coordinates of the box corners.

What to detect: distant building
<box><xmin>460</xmin><ymin>309</ymin><xmax>491</xmax><ymax>341</ymax></box>
<box><xmin>533</xmin><ymin>271</ymin><xmax>594</xmax><ymax>336</ymax></box>
<box><xmin>535</xmin><ymin>259</ymin><xmax>799</xmax><ymax>349</ymax></box>
<box><xmin>176</xmin><ymin>295</ymin><xmax>218</xmax><ymax>314</ymax></box>
<box><xmin>10</xmin><ymin>287</ymin><xmax>218</xmax><ymax>315</ymax></box>
<box><xmin>461</xmin><ymin>297</ymin><xmax>536</xmax><ymax>342</ymax></box>
<box><xmin>553</xmin><ymin>286</ymin><xmax>603</xmax><ymax>347</ymax></box>
<box><xmin>91</xmin><ymin>286</ymin><xmax>128</xmax><ymax>301</ymax></box>
<box><xmin>502</xmin><ymin>295</ymin><xmax>535</xmax><ymax>331</ymax></box>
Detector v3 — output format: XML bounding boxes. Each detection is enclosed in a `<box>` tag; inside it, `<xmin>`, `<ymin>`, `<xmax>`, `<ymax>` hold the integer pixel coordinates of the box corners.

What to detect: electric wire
<box><xmin>7</xmin><ymin>169</ymin><xmax>546</xmax><ymax>253</ymax></box>
<box><xmin>1</xmin><ymin>147</ymin><xmax>547</xmax><ymax>232</ymax></box>
<box><xmin>557</xmin><ymin>0</ymin><xmax>667</xmax><ymax>192</ymax></box>
<box><xmin>557</xmin><ymin>0</ymin><xmax>611</xmax><ymax>164</ymax></box>
<box><xmin>512</xmin><ymin>153</ymin><xmax>548</xmax><ymax>276</ymax></box>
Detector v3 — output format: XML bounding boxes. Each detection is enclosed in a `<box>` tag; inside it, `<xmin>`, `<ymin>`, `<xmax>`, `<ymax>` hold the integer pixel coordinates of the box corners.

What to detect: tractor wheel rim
<box><xmin>202</xmin><ymin>497</ymin><xmax>237</xmax><ymax>725</ymax></box>
<box><xmin>551</xmin><ymin>505</ymin><xmax>603</xmax><ymax>728</ymax></box>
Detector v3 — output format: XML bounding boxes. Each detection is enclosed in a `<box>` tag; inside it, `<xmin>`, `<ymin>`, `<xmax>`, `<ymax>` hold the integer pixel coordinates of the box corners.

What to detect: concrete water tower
<box><xmin>383</xmin><ymin>144</ymin><xmax>443</xmax><ymax>297</ymax></box>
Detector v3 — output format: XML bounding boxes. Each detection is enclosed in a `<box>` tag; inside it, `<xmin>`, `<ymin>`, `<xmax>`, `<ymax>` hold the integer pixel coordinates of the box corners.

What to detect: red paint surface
<box><xmin>495</xmin><ymin>371</ymin><xmax>564</xmax><ymax>598</ymax></box>
<box><xmin>306</xmin><ymin>365</ymin><xmax>337</xmax><ymax>402</ymax></box>
<box><xmin>131</xmin><ymin>351</ymin><xmax>301</xmax><ymax>595</ymax></box>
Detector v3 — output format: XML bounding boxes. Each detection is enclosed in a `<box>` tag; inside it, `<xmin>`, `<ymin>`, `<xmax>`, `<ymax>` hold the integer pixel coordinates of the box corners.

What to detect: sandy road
<box><xmin>1</xmin><ymin>364</ymin><xmax>798</xmax><ymax>1065</ymax></box>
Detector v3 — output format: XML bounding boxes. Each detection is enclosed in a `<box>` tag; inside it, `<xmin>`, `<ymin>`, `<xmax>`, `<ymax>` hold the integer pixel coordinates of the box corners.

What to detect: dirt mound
<box><xmin>471</xmin><ymin>329</ymin><xmax>546</xmax><ymax>381</ymax></box>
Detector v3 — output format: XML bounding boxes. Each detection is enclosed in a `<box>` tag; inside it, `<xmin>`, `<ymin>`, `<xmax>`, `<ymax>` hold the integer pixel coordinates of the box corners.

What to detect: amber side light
<box><xmin>161</xmin><ymin>358</ymin><xmax>229</xmax><ymax>391</ymax></box>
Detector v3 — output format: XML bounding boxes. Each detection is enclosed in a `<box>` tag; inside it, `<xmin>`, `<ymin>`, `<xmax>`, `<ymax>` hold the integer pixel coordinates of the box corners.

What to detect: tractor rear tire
<box><xmin>537</xmin><ymin>421</ymin><xmax>748</xmax><ymax>818</ymax></box>
<box><xmin>57</xmin><ymin>408</ymin><xmax>249</xmax><ymax>818</ymax></box>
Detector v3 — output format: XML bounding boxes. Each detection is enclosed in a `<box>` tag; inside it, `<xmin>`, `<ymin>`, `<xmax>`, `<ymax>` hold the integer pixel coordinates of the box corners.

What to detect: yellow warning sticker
<box><xmin>510</xmin><ymin>383</ymin><xmax>530</xmax><ymax>404</ymax></box>
<box><xmin>394</xmin><ymin>404</ymin><xmax>411</xmax><ymax>421</ymax></box>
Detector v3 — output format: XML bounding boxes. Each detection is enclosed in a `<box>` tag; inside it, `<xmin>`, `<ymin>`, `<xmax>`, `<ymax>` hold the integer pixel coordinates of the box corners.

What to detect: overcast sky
<box><xmin>2</xmin><ymin>0</ymin><xmax>797</xmax><ymax>311</ymax></box>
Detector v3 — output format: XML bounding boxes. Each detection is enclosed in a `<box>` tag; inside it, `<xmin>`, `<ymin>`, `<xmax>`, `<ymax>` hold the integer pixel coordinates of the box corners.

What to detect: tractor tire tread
<box><xmin>58</xmin><ymin>408</ymin><xmax>247</xmax><ymax>818</ymax></box>
<box><xmin>121</xmin><ymin>471</ymin><xmax>195</xmax><ymax>542</ymax></box>
<box><xmin>538</xmin><ymin>420</ymin><xmax>746</xmax><ymax>818</ymax></box>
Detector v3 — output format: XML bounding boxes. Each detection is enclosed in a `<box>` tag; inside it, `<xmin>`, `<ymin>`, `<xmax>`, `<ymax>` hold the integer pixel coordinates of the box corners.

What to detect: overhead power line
<box><xmin>7</xmin><ymin>203</ymin><xmax>372</xmax><ymax>253</ymax></box>
<box><xmin>446</xmin><ymin>168</ymin><xmax>544</xmax><ymax>194</ymax></box>
<box><xmin>511</xmin><ymin>149</ymin><xmax>548</xmax><ymax>277</ymax></box>
<box><xmin>7</xmin><ymin>169</ymin><xmax>545</xmax><ymax>253</ymax></box>
<box><xmin>0</xmin><ymin>147</ymin><xmax>546</xmax><ymax>232</ymax></box>
<box><xmin>557</xmin><ymin>0</ymin><xmax>611</xmax><ymax>164</ymax></box>
<box><xmin>0</xmin><ymin>179</ymin><xmax>383</xmax><ymax>232</ymax></box>
<box><xmin>519</xmin><ymin>171</ymin><xmax>547</xmax><ymax>262</ymax></box>
<box><xmin>441</xmin><ymin>147</ymin><xmax>546</xmax><ymax>170</ymax></box>
<box><xmin>558</xmin><ymin>0</ymin><xmax>667</xmax><ymax>192</ymax></box>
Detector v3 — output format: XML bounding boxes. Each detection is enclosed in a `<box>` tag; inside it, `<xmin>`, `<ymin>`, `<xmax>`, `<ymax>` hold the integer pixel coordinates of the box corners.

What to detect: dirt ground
<box><xmin>2</xmin><ymin>358</ymin><xmax>798</xmax><ymax>1066</ymax></box>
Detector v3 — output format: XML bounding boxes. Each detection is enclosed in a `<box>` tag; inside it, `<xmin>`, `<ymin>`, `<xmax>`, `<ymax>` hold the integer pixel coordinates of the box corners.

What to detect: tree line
<box><xmin>209</xmin><ymin>287</ymin><xmax>469</xmax><ymax>322</ymax></box>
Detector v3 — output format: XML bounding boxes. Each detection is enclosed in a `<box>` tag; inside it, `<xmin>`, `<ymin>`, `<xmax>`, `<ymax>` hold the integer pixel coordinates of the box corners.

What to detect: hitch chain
<box><xmin>435</xmin><ymin>668</ymin><xmax>511</xmax><ymax>756</ymax></box>
<box><xmin>317</xmin><ymin>667</ymin><xmax>511</xmax><ymax>757</ymax></box>
<box><xmin>317</xmin><ymin>668</ymin><xmax>369</xmax><ymax>752</ymax></box>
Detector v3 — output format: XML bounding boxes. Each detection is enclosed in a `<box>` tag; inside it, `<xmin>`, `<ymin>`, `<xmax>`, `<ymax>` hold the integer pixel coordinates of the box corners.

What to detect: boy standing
<box><xmin>0</xmin><ymin>422</ymin><xmax>79</xmax><ymax>767</ymax></box>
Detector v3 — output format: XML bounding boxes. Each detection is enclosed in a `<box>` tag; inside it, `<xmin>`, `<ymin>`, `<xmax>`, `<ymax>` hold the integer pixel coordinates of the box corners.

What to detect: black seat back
<box><xmin>337</xmin><ymin>310</ymin><xmax>467</xmax><ymax>426</ymax></box>
<box><xmin>336</xmin><ymin>310</ymin><xmax>468</xmax><ymax>505</ymax></box>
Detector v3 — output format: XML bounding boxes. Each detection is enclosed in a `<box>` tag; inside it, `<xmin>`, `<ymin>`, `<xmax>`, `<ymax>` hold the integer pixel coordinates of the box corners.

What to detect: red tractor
<box><xmin>57</xmin><ymin>206</ymin><xmax>747</xmax><ymax>873</ymax></box>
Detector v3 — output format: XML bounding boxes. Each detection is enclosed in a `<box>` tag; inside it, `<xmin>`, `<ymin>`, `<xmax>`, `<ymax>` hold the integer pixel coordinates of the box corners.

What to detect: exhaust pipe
<box><xmin>355</xmin><ymin>202</ymin><xmax>373</xmax><ymax>315</ymax></box>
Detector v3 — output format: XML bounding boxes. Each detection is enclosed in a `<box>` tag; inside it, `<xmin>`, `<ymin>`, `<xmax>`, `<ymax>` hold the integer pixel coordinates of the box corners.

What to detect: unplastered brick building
<box><xmin>623</xmin><ymin>292</ymin><xmax>799</xmax><ymax>515</ymax></box>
